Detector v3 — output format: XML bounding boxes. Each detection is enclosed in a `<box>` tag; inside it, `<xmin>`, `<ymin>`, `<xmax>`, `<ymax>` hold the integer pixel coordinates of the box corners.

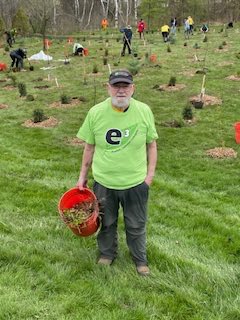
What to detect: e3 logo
<box><xmin>106</xmin><ymin>129</ymin><xmax>130</xmax><ymax>145</ymax></box>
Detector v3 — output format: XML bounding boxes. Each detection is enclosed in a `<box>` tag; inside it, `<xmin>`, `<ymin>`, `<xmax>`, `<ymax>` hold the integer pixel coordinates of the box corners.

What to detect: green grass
<box><xmin>0</xmin><ymin>25</ymin><xmax>240</xmax><ymax>320</ymax></box>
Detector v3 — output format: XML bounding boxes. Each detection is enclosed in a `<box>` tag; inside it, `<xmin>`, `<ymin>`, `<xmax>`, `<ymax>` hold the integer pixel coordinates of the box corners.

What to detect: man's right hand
<box><xmin>76</xmin><ymin>177</ymin><xmax>88</xmax><ymax>190</ymax></box>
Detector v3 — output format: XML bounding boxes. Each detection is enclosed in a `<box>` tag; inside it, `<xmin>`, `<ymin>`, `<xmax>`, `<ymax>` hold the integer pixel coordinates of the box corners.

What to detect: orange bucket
<box><xmin>83</xmin><ymin>48</ymin><xmax>89</xmax><ymax>56</ymax></box>
<box><xmin>0</xmin><ymin>63</ymin><xmax>7</xmax><ymax>71</ymax></box>
<box><xmin>234</xmin><ymin>122</ymin><xmax>240</xmax><ymax>144</ymax></box>
<box><xmin>58</xmin><ymin>187</ymin><xmax>100</xmax><ymax>237</ymax></box>
<box><xmin>150</xmin><ymin>54</ymin><xmax>157</xmax><ymax>62</ymax></box>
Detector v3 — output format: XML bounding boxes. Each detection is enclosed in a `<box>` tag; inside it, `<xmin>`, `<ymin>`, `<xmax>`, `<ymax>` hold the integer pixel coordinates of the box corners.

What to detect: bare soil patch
<box><xmin>157</xmin><ymin>84</ymin><xmax>186</xmax><ymax>92</ymax></box>
<box><xmin>50</xmin><ymin>98</ymin><xmax>81</xmax><ymax>108</ymax></box>
<box><xmin>3</xmin><ymin>85</ymin><xmax>16</xmax><ymax>91</ymax></box>
<box><xmin>65</xmin><ymin>137</ymin><xmax>85</xmax><ymax>147</ymax></box>
<box><xmin>226</xmin><ymin>75</ymin><xmax>240</xmax><ymax>81</ymax></box>
<box><xmin>190</xmin><ymin>94</ymin><xmax>222</xmax><ymax>107</ymax></box>
<box><xmin>22</xmin><ymin>116</ymin><xmax>59</xmax><ymax>128</ymax></box>
<box><xmin>179</xmin><ymin>70</ymin><xmax>195</xmax><ymax>77</ymax></box>
<box><xmin>218</xmin><ymin>61</ymin><xmax>233</xmax><ymax>67</ymax></box>
<box><xmin>205</xmin><ymin>147</ymin><xmax>237</xmax><ymax>159</ymax></box>
<box><xmin>34</xmin><ymin>85</ymin><xmax>50</xmax><ymax>89</ymax></box>
<box><xmin>0</xmin><ymin>103</ymin><xmax>8</xmax><ymax>109</ymax></box>
<box><xmin>215</xmin><ymin>47</ymin><xmax>229</xmax><ymax>53</ymax></box>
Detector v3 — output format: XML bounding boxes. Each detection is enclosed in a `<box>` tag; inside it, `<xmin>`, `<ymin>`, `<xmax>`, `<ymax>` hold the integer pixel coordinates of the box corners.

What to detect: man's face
<box><xmin>107</xmin><ymin>82</ymin><xmax>135</xmax><ymax>109</ymax></box>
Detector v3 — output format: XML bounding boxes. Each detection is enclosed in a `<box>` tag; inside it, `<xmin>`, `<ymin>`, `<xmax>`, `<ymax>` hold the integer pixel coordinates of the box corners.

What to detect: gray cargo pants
<box><xmin>93</xmin><ymin>181</ymin><xmax>149</xmax><ymax>266</ymax></box>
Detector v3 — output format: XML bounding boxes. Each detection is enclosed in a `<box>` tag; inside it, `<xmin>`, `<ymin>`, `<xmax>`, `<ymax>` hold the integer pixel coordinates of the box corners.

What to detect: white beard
<box><xmin>111</xmin><ymin>96</ymin><xmax>131</xmax><ymax>109</ymax></box>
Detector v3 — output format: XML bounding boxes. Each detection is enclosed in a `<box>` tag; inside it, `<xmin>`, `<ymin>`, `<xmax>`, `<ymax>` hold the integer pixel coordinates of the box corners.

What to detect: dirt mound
<box><xmin>0</xmin><ymin>103</ymin><xmax>8</xmax><ymax>109</ymax></box>
<box><xmin>157</xmin><ymin>84</ymin><xmax>186</xmax><ymax>91</ymax></box>
<box><xmin>205</xmin><ymin>147</ymin><xmax>237</xmax><ymax>159</ymax></box>
<box><xmin>226</xmin><ymin>75</ymin><xmax>240</xmax><ymax>81</ymax></box>
<box><xmin>50</xmin><ymin>98</ymin><xmax>80</xmax><ymax>108</ymax></box>
<box><xmin>190</xmin><ymin>94</ymin><xmax>222</xmax><ymax>106</ymax></box>
<box><xmin>65</xmin><ymin>138</ymin><xmax>85</xmax><ymax>146</ymax></box>
<box><xmin>23</xmin><ymin>116</ymin><xmax>59</xmax><ymax>128</ymax></box>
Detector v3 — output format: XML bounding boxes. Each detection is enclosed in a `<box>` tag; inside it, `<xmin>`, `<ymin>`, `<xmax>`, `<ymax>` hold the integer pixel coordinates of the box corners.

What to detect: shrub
<box><xmin>104</xmin><ymin>48</ymin><xmax>108</xmax><ymax>56</ymax></box>
<box><xmin>60</xmin><ymin>94</ymin><xmax>71</xmax><ymax>104</ymax></box>
<box><xmin>203</xmin><ymin>35</ymin><xmax>208</xmax><ymax>42</ymax></box>
<box><xmin>32</xmin><ymin>109</ymin><xmax>47</xmax><ymax>123</ymax></box>
<box><xmin>103</xmin><ymin>57</ymin><xmax>108</xmax><ymax>65</ymax></box>
<box><xmin>222</xmin><ymin>41</ymin><xmax>227</xmax><ymax>46</ymax></box>
<box><xmin>184</xmin><ymin>42</ymin><xmax>187</xmax><ymax>47</ymax></box>
<box><xmin>92</xmin><ymin>64</ymin><xmax>98</xmax><ymax>74</ymax></box>
<box><xmin>18</xmin><ymin>82</ymin><xmax>27</xmax><ymax>96</ymax></box>
<box><xmin>167</xmin><ymin>44</ymin><xmax>171</xmax><ymax>52</ymax></box>
<box><xmin>168</xmin><ymin>76</ymin><xmax>176</xmax><ymax>87</ymax></box>
<box><xmin>193</xmin><ymin>43</ymin><xmax>200</xmax><ymax>49</ymax></box>
<box><xmin>26</xmin><ymin>94</ymin><xmax>35</xmax><ymax>101</ymax></box>
<box><xmin>182</xmin><ymin>105</ymin><xmax>193</xmax><ymax>120</ymax></box>
<box><xmin>128</xmin><ymin>59</ymin><xmax>141</xmax><ymax>75</ymax></box>
<box><xmin>4</xmin><ymin>46</ymin><xmax>9</xmax><ymax>52</ymax></box>
<box><xmin>218</xmin><ymin>44</ymin><xmax>223</xmax><ymax>50</ymax></box>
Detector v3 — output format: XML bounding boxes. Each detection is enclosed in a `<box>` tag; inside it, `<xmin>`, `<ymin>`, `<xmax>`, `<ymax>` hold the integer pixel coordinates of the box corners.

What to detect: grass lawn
<box><xmin>0</xmin><ymin>26</ymin><xmax>240</xmax><ymax>320</ymax></box>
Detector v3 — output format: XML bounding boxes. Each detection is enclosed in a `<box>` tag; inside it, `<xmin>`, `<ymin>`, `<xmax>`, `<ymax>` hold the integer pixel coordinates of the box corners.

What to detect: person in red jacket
<box><xmin>137</xmin><ymin>19</ymin><xmax>145</xmax><ymax>39</ymax></box>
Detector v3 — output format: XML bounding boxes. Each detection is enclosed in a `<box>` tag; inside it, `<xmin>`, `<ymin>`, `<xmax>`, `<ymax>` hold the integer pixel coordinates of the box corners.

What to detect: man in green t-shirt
<box><xmin>76</xmin><ymin>69</ymin><xmax>158</xmax><ymax>276</ymax></box>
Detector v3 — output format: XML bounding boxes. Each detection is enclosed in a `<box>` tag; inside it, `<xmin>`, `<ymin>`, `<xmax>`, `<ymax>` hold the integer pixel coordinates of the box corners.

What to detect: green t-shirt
<box><xmin>77</xmin><ymin>97</ymin><xmax>158</xmax><ymax>189</ymax></box>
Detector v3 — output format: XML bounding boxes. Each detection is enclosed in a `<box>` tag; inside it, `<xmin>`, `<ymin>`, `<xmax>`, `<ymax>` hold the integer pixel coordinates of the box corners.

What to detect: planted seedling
<box><xmin>168</xmin><ymin>76</ymin><xmax>176</xmax><ymax>87</ymax></box>
<box><xmin>32</xmin><ymin>109</ymin><xmax>48</xmax><ymax>123</ymax></box>
<box><xmin>103</xmin><ymin>57</ymin><xmax>108</xmax><ymax>65</ymax></box>
<box><xmin>18</xmin><ymin>82</ymin><xmax>27</xmax><ymax>97</ymax></box>
<box><xmin>182</xmin><ymin>105</ymin><xmax>193</xmax><ymax>120</ymax></box>
<box><xmin>61</xmin><ymin>94</ymin><xmax>71</xmax><ymax>104</ymax></box>
<box><xmin>92</xmin><ymin>64</ymin><xmax>98</xmax><ymax>74</ymax></box>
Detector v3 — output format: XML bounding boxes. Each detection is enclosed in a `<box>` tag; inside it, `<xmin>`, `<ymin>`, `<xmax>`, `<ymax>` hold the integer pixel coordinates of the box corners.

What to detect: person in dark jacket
<box><xmin>120</xmin><ymin>25</ymin><xmax>132</xmax><ymax>56</ymax></box>
<box><xmin>10</xmin><ymin>48</ymin><xmax>27</xmax><ymax>71</ymax></box>
<box><xmin>5</xmin><ymin>31</ymin><xmax>13</xmax><ymax>47</ymax></box>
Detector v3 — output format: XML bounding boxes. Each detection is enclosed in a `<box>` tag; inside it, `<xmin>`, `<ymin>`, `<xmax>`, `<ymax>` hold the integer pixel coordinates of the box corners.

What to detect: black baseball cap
<box><xmin>109</xmin><ymin>70</ymin><xmax>133</xmax><ymax>85</ymax></box>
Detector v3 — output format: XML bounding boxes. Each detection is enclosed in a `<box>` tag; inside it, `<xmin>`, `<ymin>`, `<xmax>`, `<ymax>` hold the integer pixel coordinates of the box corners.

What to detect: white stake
<box><xmin>55</xmin><ymin>77</ymin><xmax>59</xmax><ymax>87</ymax></box>
<box><xmin>107</xmin><ymin>63</ymin><xmax>112</xmax><ymax>75</ymax></box>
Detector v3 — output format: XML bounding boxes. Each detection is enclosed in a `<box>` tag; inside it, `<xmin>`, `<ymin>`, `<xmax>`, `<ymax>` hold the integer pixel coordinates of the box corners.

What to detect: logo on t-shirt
<box><xmin>105</xmin><ymin>124</ymin><xmax>138</xmax><ymax>151</ymax></box>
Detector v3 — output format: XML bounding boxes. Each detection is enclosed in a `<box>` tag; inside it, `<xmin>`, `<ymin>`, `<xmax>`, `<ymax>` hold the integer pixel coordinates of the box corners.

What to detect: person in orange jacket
<box><xmin>101</xmin><ymin>18</ymin><xmax>108</xmax><ymax>30</ymax></box>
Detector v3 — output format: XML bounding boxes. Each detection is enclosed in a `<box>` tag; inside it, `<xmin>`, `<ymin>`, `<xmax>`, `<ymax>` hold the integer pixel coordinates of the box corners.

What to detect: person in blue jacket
<box><xmin>120</xmin><ymin>25</ymin><xmax>132</xmax><ymax>56</ymax></box>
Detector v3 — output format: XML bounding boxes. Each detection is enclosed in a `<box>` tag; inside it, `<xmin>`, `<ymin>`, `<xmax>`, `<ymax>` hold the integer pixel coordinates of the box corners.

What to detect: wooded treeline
<box><xmin>0</xmin><ymin>0</ymin><xmax>239</xmax><ymax>35</ymax></box>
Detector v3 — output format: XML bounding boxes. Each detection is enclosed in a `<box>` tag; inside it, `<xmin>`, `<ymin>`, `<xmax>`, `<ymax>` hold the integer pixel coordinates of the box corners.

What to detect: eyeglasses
<box><xmin>110</xmin><ymin>84</ymin><xmax>132</xmax><ymax>90</ymax></box>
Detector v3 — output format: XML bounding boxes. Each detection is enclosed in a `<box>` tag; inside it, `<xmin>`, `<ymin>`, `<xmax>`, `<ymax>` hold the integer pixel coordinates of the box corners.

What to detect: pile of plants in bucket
<box><xmin>62</xmin><ymin>201</ymin><xmax>97</xmax><ymax>228</ymax></box>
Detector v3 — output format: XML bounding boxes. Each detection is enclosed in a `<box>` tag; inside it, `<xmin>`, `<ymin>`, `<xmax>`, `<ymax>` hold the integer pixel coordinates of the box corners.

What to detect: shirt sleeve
<box><xmin>146</xmin><ymin>109</ymin><xmax>158</xmax><ymax>143</ymax></box>
<box><xmin>76</xmin><ymin>112</ymin><xmax>95</xmax><ymax>145</ymax></box>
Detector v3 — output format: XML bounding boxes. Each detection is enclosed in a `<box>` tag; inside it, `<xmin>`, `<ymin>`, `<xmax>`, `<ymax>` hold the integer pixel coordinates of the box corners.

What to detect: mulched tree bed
<box><xmin>226</xmin><ymin>75</ymin><xmax>240</xmax><ymax>81</ymax></box>
<box><xmin>190</xmin><ymin>95</ymin><xmax>222</xmax><ymax>107</ymax></box>
<box><xmin>50</xmin><ymin>98</ymin><xmax>81</xmax><ymax>108</ymax></box>
<box><xmin>156</xmin><ymin>84</ymin><xmax>186</xmax><ymax>91</ymax></box>
<box><xmin>34</xmin><ymin>85</ymin><xmax>50</xmax><ymax>89</ymax></box>
<box><xmin>22</xmin><ymin>117</ymin><xmax>59</xmax><ymax>128</ymax></box>
<box><xmin>0</xmin><ymin>103</ymin><xmax>8</xmax><ymax>109</ymax></box>
<box><xmin>205</xmin><ymin>147</ymin><xmax>237</xmax><ymax>159</ymax></box>
<box><xmin>65</xmin><ymin>137</ymin><xmax>85</xmax><ymax>147</ymax></box>
<box><xmin>2</xmin><ymin>85</ymin><xmax>16</xmax><ymax>91</ymax></box>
